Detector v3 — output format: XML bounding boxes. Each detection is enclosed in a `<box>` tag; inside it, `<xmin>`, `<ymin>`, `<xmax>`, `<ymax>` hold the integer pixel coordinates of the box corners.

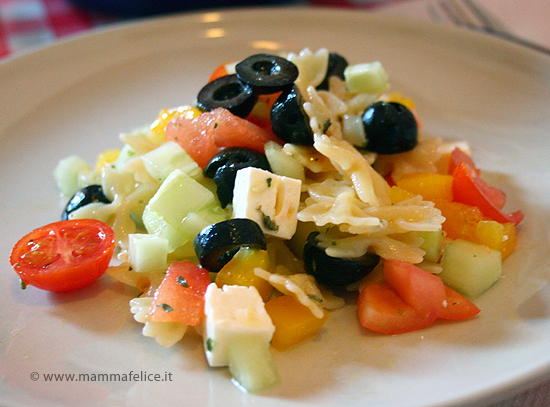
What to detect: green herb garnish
<box><xmin>158</xmin><ymin>303</ymin><xmax>174</xmax><ymax>313</ymax></box>
<box><xmin>177</xmin><ymin>275</ymin><xmax>189</xmax><ymax>288</ymax></box>
<box><xmin>322</xmin><ymin>119</ymin><xmax>332</xmax><ymax>134</ymax></box>
<box><xmin>307</xmin><ymin>294</ymin><xmax>323</xmax><ymax>303</ymax></box>
<box><xmin>257</xmin><ymin>206</ymin><xmax>279</xmax><ymax>232</ymax></box>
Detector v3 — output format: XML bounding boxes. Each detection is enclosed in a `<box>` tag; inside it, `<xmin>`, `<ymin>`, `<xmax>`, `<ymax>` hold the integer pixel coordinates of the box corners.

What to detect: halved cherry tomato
<box><xmin>149</xmin><ymin>260</ymin><xmax>210</xmax><ymax>325</ymax></box>
<box><xmin>452</xmin><ymin>161</ymin><xmax>524</xmax><ymax>225</ymax></box>
<box><xmin>10</xmin><ymin>219</ymin><xmax>115</xmax><ymax>292</ymax></box>
<box><xmin>358</xmin><ymin>260</ymin><xmax>480</xmax><ymax>334</ymax></box>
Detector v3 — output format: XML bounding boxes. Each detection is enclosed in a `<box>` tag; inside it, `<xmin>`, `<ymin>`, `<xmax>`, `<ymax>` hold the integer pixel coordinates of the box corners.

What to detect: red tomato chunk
<box><xmin>149</xmin><ymin>260</ymin><xmax>210</xmax><ymax>326</ymax></box>
<box><xmin>358</xmin><ymin>260</ymin><xmax>480</xmax><ymax>334</ymax></box>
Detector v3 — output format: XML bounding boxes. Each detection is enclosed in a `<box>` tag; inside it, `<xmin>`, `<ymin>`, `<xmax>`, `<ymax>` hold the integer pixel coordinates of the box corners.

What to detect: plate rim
<box><xmin>1</xmin><ymin>6</ymin><xmax>550</xmax><ymax>407</ymax></box>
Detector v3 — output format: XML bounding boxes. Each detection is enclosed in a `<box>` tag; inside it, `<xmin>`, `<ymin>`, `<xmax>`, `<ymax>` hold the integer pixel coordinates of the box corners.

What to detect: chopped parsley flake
<box><xmin>266</xmin><ymin>177</ymin><xmax>272</xmax><ymax>187</ymax></box>
<box><xmin>307</xmin><ymin>294</ymin><xmax>323</xmax><ymax>303</ymax></box>
<box><xmin>206</xmin><ymin>338</ymin><xmax>214</xmax><ymax>351</ymax></box>
<box><xmin>322</xmin><ymin>119</ymin><xmax>332</xmax><ymax>134</ymax></box>
<box><xmin>158</xmin><ymin>303</ymin><xmax>174</xmax><ymax>313</ymax></box>
<box><xmin>20</xmin><ymin>280</ymin><xmax>27</xmax><ymax>290</ymax></box>
<box><xmin>257</xmin><ymin>206</ymin><xmax>279</xmax><ymax>232</ymax></box>
<box><xmin>177</xmin><ymin>275</ymin><xmax>189</xmax><ymax>288</ymax></box>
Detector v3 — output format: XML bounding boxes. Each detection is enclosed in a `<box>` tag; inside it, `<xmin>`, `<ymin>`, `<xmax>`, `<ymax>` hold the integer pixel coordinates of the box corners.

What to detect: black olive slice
<box><xmin>62</xmin><ymin>184</ymin><xmax>111</xmax><ymax>220</ymax></box>
<box><xmin>194</xmin><ymin>218</ymin><xmax>267</xmax><ymax>273</ymax></box>
<box><xmin>196</xmin><ymin>74</ymin><xmax>257</xmax><ymax>118</ymax></box>
<box><xmin>361</xmin><ymin>101</ymin><xmax>418</xmax><ymax>154</ymax></box>
<box><xmin>235</xmin><ymin>53</ymin><xmax>298</xmax><ymax>94</ymax></box>
<box><xmin>204</xmin><ymin>147</ymin><xmax>271</xmax><ymax>208</ymax></box>
<box><xmin>317</xmin><ymin>52</ymin><xmax>349</xmax><ymax>91</ymax></box>
<box><xmin>303</xmin><ymin>232</ymin><xmax>380</xmax><ymax>287</ymax></box>
<box><xmin>270</xmin><ymin>86</ymin><xmax>315</xmax><ymax>145</ymax></box>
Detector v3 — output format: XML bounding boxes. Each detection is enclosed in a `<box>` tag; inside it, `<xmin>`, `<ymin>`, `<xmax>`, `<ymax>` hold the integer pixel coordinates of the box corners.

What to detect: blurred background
<box><xmin>1</xmin><ymin>0</ymin><xmax>548</xmax><ymax>60</ymax></box>
<box><xmin>0</xmin><ymin>0</ymin><xmax>385</xmax><ymax>59</ymax></box>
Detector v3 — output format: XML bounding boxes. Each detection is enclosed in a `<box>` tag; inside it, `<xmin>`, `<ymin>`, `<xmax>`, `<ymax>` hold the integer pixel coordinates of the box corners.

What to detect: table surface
<box><xmin>1</xmin><ymin>1</ymin><xmax>549</xmax><ymax>406</ymax></box>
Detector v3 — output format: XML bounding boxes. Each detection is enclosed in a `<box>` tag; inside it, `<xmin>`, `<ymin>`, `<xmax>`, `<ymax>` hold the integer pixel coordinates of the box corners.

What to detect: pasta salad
<box><xmin>9</xmin><ymin>48</ymin><xmax>524</xmax><ymax>393</ymax></box>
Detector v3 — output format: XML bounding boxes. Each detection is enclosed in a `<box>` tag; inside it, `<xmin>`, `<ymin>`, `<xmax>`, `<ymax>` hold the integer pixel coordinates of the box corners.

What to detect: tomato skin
<box><xmin>384</xmin><ymin>259</ymin><xmax>446</xmax><ymax>317</ymax></box>
<box><xmin>10</xmin><ymin>219</ymin><xmax>115</xmax><ymax>292</ymax></box>
<box><xmin>438</xmin><ymin>286</ymin><xmax>480</xmax><ymax>320</ymax></box>
<box><xmin>452</xmin><ymin>161</ymin><xmax>524</xmax><ymax>225</ymax></box>
<box><xmin>208</xmin><ymin>63</ymin><xmax>230</xmax><ymax>82</ymax></box>
<box><xmin>165</xmin><ymin>107</ymin><xmax>282</xmax><ymax>169</ymax></box>
<box><xmin>358</xmin><ymin>260</ymin><xmax>480</xmax><ymax>334</ymax></box>
<box><xmin>357</xmin><ymin>282</ymin><xmax>437</xmax><ymax>335</ymax></box>
<box><xmin>448</xmin><ymin>147</ymin><xmax>480</xmax><ymax>176</ymax></box>
<box><xmin>149</xmin><ymin>261</ymin><xmax>210</xmax><ymax>325</ymax></box>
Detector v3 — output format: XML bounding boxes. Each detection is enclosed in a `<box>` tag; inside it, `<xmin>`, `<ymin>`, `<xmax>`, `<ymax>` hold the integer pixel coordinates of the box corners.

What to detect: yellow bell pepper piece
<box><xmin>434</xmin><ymin>199</ymin><xmax>486</xmax><ymax>241</ymax></box>
<box><xmin>396</xmin><ymin>172</ymin><xmax>454</xmax><ymax>202</ymax></box>
<box><xmin>215</xmin><ymin>248</ymin><xmax>273</xmax><ymax>302</ymax></box>
<box><xmin>95</xmin><ymin>149</ymin><xmax>121</xmax><ymax>171</ymax></box>
<box><xmin>475</xmin><ymin>220</ymin><xmax>517</xmax><ymax>259</ymax></box>
<box><xmin>387</xmin><ymin>92</ymin><xmax>415</xmax><ymax>110</ymax></box>
<box><xmin>265</xmin><ymin>295</ymin><xmax>329</xmax><ymax>352</ymax></box>
<box><xmin>388</xmin><ymin>185</ymin><xmax>417</xmax><ymax>204</ymax></box>
<box><xmin>150</xmin><ymin>105</ymin><xmax>202</xmax><ymax>136</ymax></box>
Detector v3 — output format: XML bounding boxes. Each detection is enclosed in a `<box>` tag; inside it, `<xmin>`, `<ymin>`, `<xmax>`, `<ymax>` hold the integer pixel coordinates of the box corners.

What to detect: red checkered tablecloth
<box><xmin>0</xmin><ymin>0</ymin><xmax>399</xmax><ymax>60</ymax></box>
<box><xmin>0</xmin><ymin>0</ymin><xmax>107</xmax><ymax>59</ymax></box>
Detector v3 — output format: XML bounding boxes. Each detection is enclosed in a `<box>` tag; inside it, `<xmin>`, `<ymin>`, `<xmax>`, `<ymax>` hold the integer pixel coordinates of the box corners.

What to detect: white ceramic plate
<box><xmin>1</xmin><ymin>7</ymin><xmax>550</xmax><ymax>407</ymax></box>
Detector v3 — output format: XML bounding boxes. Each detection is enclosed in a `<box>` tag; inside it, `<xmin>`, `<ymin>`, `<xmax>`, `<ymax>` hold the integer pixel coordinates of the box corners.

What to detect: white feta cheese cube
<box><xmin>232</xmin><ymin>167</ymin><xmax>302</xmax><ymax>239</ymax></box>
<box><xmin>204</xmin><ymin>283</ymin><xmax>275</xmax><ymax>367</ymax></box>
<box><xmin>128</xmin><ymin>234</ymin><xmax>169</xmax><ymax>273</ymax></box>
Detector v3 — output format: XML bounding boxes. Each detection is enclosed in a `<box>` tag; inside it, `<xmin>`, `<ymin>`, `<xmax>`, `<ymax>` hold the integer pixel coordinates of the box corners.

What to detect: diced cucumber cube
<box><xmin>146</xmin><ymin>169</ymin><xmax>216</xmax><ymax>227</ymax></box>
<box><xmin>417</xmin><ymin>230</ymin><xmax>444</xmax><ymax>263</ymax></box>
<box><xmin>142</xmin><ymin>169</ymin><xmax>226</xmax><ymax>253</ymax></box>
<box><xmin>142</xmin><ymin>206</ymin><xmax>192</xmax><ymax>253</ymax></box>
<box><xmin>439</xmin><ymin>239</ymin><xmax>502</xmax><ymax>298</ymax></box>
<box><xmin>344</xmin><ymin>61</ymin><xmax>389</xmax><ymax>94</ymax></box>
<box><xmin>141</xmin><ymin>141</ymin><xmax>202</xmax><ymax>183</ymax></box>
<box><xmin>53</xmin><ymin>155</ymin><xmax>92</xmax><ymax>197</ymax></box>
<box><xmin>227</xmin><ymin>334</ymin><xmax>280</xmax><ymax>393</ymax></box>
<box><xmin>127</xmin><ymin>182</ymin><xmax>159</xmax><ymax>227</ymax></box>
<box><xmin>180</xmin><ymin>206</ymin><xmax>228</xmax><ymax>238</ymax></box>
<box><xmin>264</xmin><ymin>141</ymin><xmax>305</xmax><ymax>181</ymax></box>
<box><xmin>128</xmin><ymin>234</ymin><xmax>169</xmax><ymax>273</ymax></box>
<box><xmin>115</xmin><ymin>144</ymin><xmax>139</xmax><ymax>170</ymax></box>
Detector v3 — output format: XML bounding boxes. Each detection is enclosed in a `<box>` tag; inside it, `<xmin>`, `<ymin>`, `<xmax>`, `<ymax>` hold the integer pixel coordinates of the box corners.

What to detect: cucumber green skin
<box><xmin>439</xmin><ymin>239</ymin><xmax>502</xmax><ymax>298</ymax></box>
